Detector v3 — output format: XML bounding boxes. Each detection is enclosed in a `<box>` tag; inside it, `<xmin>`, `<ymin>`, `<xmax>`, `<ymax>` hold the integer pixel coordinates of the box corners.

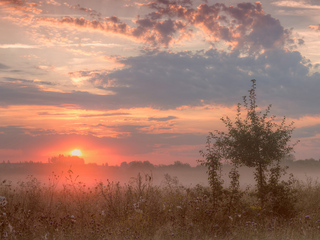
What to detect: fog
<box><xmin>1</xmin><ymin>158</ymin><xmax>319</xmax><ymax>190</ymax></box>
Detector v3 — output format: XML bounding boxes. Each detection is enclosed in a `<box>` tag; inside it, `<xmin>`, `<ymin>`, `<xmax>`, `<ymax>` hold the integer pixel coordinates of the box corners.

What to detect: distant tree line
<box><xmin>0</xmin><ymin>157</ymin><xmax>319</xmax><ymax>169</ymax></box>
<box><xmin>48</xmin><ymin>154</ymin><xmax>85</xmax><ymax>165</ymax></box>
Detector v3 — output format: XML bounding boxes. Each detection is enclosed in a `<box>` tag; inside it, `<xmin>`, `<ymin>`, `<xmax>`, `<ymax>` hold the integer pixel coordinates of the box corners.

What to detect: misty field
<box><xmin>1</xmin><ymin>170</ymin><xmax>320</xmax><ymax>240</ymax></box>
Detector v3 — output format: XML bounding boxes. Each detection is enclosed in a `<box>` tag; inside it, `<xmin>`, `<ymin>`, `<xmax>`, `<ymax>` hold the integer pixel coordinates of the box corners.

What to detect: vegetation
<box><xmin>48</xmin><ymin>155</ymin><xmax>85</xmax><ymax>165</ymax></box>
<box><xmin>1</xmin><ymin>172</ymin><xmax>320</xmax><ymax>239</ymax></box>
<box><xmin>199</xmin><ymin>79</ymin><xmax>298</xmax><ymax>217</ymax></box>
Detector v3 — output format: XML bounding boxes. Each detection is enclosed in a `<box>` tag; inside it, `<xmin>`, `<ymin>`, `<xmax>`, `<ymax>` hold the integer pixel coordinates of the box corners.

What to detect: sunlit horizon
<box><xmin>71</xmin><ymin>149</ymin><xmax>82</xmax><ymax>157</ymax></box>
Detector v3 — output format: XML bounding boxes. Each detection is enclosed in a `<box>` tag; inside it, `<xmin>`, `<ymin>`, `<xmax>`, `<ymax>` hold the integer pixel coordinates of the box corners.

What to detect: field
<box><xmin>1</xmin><ymin>168</ymin><xmax>320</xmax><ymax>240</ymax></box>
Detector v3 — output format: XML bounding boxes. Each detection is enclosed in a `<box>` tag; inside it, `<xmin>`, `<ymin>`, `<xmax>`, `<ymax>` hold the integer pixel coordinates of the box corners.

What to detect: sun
<box><xmin>71</xmin><ymin>149</ymin><xmax>82</xmax><ymax>157</ymax></box>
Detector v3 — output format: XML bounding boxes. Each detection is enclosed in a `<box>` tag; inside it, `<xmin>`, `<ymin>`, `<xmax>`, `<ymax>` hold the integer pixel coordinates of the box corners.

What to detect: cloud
<box><xmin>0</xmin><ymin>44</ymin><xmax>40</xmax><ymax>49</ymax></box>
<box><xmin>0</xmin><ymin>63</ymin><xmax>9</xmax><ymax>69</ymax></box>
<box><xmin>294</xmin><ymin>124</ymin><xmax>320</xmax><ymax>138</ymax></box>
<box><xmin>1</xmin><ymin>46</ymin><xmax>319</xmax><ymax>118</ymax></box>
<box><xmin>32</xmin><ymin>1</ymin><xmax>295</xmax><ymax>51</ymax></box>
<box><xmin>36</xmin><ymin>16</ymin><xmax>130</xmax><ymax>36</ymax></box>
<box><xmin>0</xmin><ymin>1</ymin><xmax>319</xmax><ymax>164</ymax></box>
<box><xmin>0</xmin><ymin>0</ymin><xmax>42</xmax><ymax>16</ymax></box>
<box><xmin>64</xmin><ymin>3</ymin><xmax>102</xmax><ymax>20</ymax></box>
<box><xmin>36</xmin><ymin>15</ymin><xmax>186</xmax><ymax>47</ymax></box>
<box><xmin>0</xmin><ymin>80</ymin><xmax>106</xmax><ymax>108</ymax></box>
<box><xmin>4</xmin><ymin>77</ymin><xmax>55</xmax><ymax>85</ymax></box>
<box><xmin>132</xmin><ymin>17</ymin><xmax>182</xmax><ymax>46</ymax></box>
<box><xmin>148</xmin><ymin>116</ymin><xmax>177</xmax><ymax>121</ymax></box>
<box><xmin>309</xmin><ymin>24</ymin><xmax>320</xmax><ymax>31</ymax></box>
<box><xmin>0</xmin><ymin>0</ymin><xmax>24</xmax><ymax>6</ymax></box>
<box><xmin>85</xmin><ymin>49</ymin><xmax>318</xmax><ymax>117</ymax></box>
<box><xmin>0</xmin><ymin>125</ymin><xmax>205</xmax><ymax>162</ymax></box>
<box><xmin>142</xmin><ymin>1</ymin><xmax>294</xmax><ymax>51</ymax></box>
<box><xmin>0</xmin><ymin>1</ymin><xmax>318</xmax><ymax>119</ymax></box>
<box><xmin>79</xmin><ymin>113</ymin><xmax>131</xmax><ymax>118</ymax></box>
<box><xmin>46</xmin><ymin>0</ymin><xmax>60</xmax><ymax>6</ymax></box>
<box><xmin>38</xmin><ymin>112</ymin><xmax>66</xmax><ymax>116</ymax></box>
<box><xmin>272</xmin><ymin>0</ymin><xmax>320</xmax><ymax>9</ymax></box>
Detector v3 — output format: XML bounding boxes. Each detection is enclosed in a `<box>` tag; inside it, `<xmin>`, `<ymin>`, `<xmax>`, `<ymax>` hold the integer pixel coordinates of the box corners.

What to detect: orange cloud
<box><xmin>0</xmin><ymin>0</ymin><xmax>42</xmax><ymax>17</ymax></box>
<box><xmin>309</xmin><ymin>24</ymin><xmax>320</xmax><ymax>31</ymax></box>
<box><xmin>46</xmin><ymin>0</ymin><xmax>60</xmax><ymax>6</ymax></box>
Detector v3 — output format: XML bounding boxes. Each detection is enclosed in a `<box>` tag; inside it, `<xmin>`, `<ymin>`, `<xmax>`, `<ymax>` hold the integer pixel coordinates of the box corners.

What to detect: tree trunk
<box><xmin>257</xmin><ymin>162</ymin><xmax>265</xmax><ymax>207</ymax></box>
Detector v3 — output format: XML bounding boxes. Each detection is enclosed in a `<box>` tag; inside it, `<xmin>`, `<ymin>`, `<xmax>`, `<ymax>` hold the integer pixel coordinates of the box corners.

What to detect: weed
<box><xmin>0</xmin><ymin>173</ymin><xmax>319</xmax><ymax>239</ymax></box>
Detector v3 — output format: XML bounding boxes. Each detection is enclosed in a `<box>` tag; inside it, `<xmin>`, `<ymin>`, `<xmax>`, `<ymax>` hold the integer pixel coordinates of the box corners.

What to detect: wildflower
<box><xmin>133</xmin><ymin>203</ymin><xmax>139</xmax><ymax>209</ymax></box>
<box><xmin>250</xmin><ymin>206</ymin><xmax>261</xmax><ymax>210</ymax></box>
<box><xmin>44</xmin><ymin>232</ymin><xmax>48</xmax><ymax>239</ymax></box>
<box><xmin>135</xmin><ymin>209</ymin><xmax>143</xmax><ymax>214</ymax></box>
<box><xmin>70</xmin><ymin>215</ymin><xmax>76</xmax><ymax>223</ymax></box>
<box><xmin>8</xmin><ymin>223</ymin><xmax>13</xmax><ymax>232</ymax></box>
<box><xmin>176</xmin><ymin>206</ymin><xmax>182</xmax><ymax>209</ymax></box>
<box><xmin>101</xmin><ymin>210</ymin><xmax>105</xmax><ymax>216</ymax></box>
<box><xmin>0</xmin><ymin>196</ymin><xmax>7</xmax><ymax>207</ymax></box>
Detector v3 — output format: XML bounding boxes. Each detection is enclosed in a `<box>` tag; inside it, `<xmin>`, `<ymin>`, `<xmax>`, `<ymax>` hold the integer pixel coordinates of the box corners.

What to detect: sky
<box><xmin>0</xmin><ymin>0</ymin><xmax>320</xmax><ymax>166</ymax></box>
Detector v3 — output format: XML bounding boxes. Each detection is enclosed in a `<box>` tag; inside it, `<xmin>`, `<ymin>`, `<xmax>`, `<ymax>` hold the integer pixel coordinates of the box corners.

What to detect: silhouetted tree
<box><xmin>200</xmin><ymin>80</ymin><xmax>298</xmax><ymax>215</ymax></box>
<box><xmin>48</xmin><ymin>154</ymin><xmax>84</xmax><ymax>165</ymax></box>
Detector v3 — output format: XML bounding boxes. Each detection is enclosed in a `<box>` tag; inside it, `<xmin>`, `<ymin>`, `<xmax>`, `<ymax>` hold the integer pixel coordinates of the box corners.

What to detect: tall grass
<box><xmin>1</xmin><ymin>171</ymin><xmax>320</xmax><ymax>239</ymax></box>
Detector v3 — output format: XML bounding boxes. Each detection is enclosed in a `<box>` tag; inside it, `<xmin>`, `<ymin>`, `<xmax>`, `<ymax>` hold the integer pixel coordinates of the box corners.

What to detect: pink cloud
<box><xmin>64</xmin><ymin>2</ymin><xmax>102</xmax><ymax>20</ymax></box>
<box><xmin>36</xmin><ymin>14</ymin><xmax>185</xmax><ymax>47</ymax></box>
<box><xmin>143</xmin><ymin>1</ymin><xmax>292</xmax><ymax>52</ymax></box>
<box><xmin>0</xmin><ymin>0</ymin><xmax>42</xmax><ymax>17</ymax></box>
<box><xmin>309</xmin><ymin>24</ymin><xmax>320</xmax><ymax>31</ymax></box>
<box><xmin>7</xmin><ymin>1</ymin><xmax>295</xmax><ymax>51</ymax></box>
<box><xmin>0</xmin><ymin>0</ymin><xmax>24</xmax><ymax>5</ymax></box>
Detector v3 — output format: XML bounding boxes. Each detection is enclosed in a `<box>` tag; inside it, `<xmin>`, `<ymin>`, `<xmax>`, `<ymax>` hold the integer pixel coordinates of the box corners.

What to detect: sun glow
<box><xmin>71</xmin><ymin>149</ymin><xmax>82</xmax><ymax>157</ymax></box>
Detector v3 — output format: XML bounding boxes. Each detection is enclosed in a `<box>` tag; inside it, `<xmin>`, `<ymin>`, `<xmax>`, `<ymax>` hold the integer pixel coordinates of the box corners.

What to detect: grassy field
<box><xmin>1</xmin><ymin>171</ymin><xmax>320</xmax><ymax>240</ymax></box>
